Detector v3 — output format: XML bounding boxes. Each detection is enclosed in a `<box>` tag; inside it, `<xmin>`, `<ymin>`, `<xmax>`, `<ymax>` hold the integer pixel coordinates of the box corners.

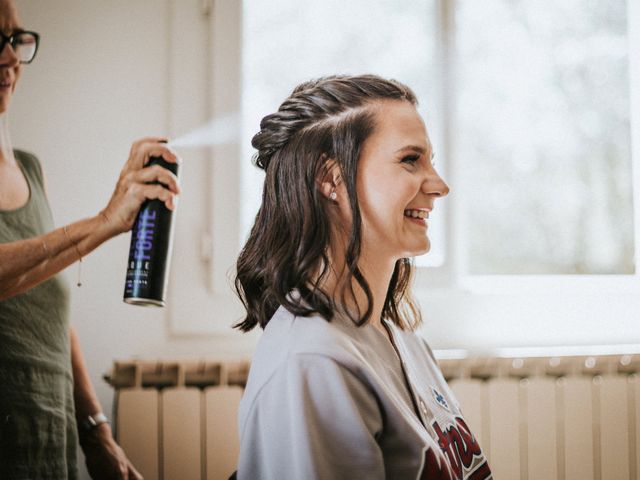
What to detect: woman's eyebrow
<box><xmin>395</xmin><ymin>145</ymin><xmax>434</xmax><ymax>159</ymax></box>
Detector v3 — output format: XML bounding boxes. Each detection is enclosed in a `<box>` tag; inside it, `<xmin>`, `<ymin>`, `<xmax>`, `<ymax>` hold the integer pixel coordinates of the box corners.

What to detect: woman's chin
<box><xmin>403</xmin><ymin>240</ymin><xmax>430</xmax><ymax>259</ymax></box>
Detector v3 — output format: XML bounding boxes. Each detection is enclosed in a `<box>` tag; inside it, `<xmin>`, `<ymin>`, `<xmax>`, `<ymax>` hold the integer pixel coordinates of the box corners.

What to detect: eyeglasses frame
<box><xmin>0</xmin><ymin>30</ymin><xmax>40</xmax><ymax>64</ymax></box>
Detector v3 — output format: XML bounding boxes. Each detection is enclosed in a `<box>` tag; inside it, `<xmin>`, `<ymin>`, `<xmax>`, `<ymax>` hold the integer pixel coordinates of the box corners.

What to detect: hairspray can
<box><xmin>123</xmin><ymin>156</ymin><xmax>179</xmax><ymax>307</ymax></box>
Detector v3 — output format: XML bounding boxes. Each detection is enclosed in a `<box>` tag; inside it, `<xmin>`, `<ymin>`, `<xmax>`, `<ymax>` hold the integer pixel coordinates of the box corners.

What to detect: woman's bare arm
<box><xmin>0</xmin><ymin>214</ymin><xmax>113</xmax><ymax>299</ymax></box>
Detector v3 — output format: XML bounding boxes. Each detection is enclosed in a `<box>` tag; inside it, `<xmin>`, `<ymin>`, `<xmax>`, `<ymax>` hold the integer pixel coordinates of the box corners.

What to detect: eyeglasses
<box><xmin>0</xmin><ymin>31</ymin><xmax>40</xmax><ymax>64</ymax></box>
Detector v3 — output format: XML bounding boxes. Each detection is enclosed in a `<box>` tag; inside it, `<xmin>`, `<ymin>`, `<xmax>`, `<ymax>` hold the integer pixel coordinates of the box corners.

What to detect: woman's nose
<box><xmin>0</xmin><ymin>42</ymin><xmax>20</xmax><ymax>67</ymax></box>
<box><xmin>422</xmin><ymin>168</ymin><xmax>450</xmax><ymax>198</ymax></box>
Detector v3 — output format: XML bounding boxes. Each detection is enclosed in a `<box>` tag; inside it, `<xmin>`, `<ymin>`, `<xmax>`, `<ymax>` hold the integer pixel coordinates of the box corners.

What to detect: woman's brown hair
<box><xmin>234</xmin><ymin>74</ymin><xmax>422</xmax><ymax>332</ymax></box>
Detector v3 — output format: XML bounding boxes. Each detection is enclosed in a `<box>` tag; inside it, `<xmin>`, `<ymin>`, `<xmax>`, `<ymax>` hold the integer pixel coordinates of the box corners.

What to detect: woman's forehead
<box><xmin>369</xmin><ymin>101</ymin><xmax>430</xmax><ymax>149</ymax></box>
<box><xmin>0</xmin><ymin>0</ymin><xmax>21</xmax><ymax>34</ymax></box>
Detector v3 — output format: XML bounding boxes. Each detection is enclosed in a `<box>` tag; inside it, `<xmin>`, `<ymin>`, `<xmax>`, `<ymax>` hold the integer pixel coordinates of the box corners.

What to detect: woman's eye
<box><xmin>401</xmin><ymin>155</ymin><xmax>420</xmax><ymax>164</ymax></box>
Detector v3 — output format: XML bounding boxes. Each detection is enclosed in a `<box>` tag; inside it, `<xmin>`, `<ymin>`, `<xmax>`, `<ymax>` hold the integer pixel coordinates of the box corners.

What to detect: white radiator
<box><xmin>105</xmin><ymin>360</ymin><xmax>249</xmax><ymax>480</ymax></box>
<box><xmin>439</xmin><ymin>353</ymin><xmax>639</xmax><ymax>480</ymax></box>
<box><xmin>106</xmin><ymin>352</ymin><xmax>639</xmax><ymax>480</ymax></box>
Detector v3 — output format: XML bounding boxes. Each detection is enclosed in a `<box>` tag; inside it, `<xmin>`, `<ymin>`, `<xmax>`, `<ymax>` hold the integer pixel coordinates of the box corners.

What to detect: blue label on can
<box><xmin>123</xmin><ymin>156</ymin><xmax>178</xmax><ymax>306</ymax></box>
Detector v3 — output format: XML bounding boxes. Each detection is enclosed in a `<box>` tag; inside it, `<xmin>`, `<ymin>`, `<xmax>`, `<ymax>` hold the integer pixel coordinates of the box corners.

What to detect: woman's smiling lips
<box><xmin>0</xmin><ymin>78</ymin><xmax>12</xmax><ymax>91</ymax></box>
<box><xmin>404</xmin><ymin>208</ymin><xmax>431</xmax><ymax>227</ymax></box>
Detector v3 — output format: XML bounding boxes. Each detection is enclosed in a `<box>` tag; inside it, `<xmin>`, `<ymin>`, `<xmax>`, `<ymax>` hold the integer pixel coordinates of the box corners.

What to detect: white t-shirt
<box><xmin>237</xmin><ymin>305</ymin><xmax>492</xmax><ymax>480</ymax></box>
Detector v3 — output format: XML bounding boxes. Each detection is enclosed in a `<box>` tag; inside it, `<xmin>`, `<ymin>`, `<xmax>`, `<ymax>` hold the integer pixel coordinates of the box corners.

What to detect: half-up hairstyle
<box><xmin>234</xmin><ymin>74</ymin><xmax>422</xmax><ymax>332</ymax></box>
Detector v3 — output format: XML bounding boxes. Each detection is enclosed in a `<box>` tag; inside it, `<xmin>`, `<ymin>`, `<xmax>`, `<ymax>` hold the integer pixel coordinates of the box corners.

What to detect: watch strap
<box><xmin>81</xmin><ymin>412</ymin><xmax>109</xmax><ymax>432</ymax></box>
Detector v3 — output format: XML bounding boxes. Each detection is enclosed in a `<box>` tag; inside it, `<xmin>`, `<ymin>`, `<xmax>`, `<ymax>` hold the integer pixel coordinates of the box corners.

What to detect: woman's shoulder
<box><xmin>265</xmin><ymin>305</ymin><xmax>366</xmax><ymax>360</ymax></box>
<box><xmin>14</xmin><ymin>149</ymin><xmax>41</xmax><ymax>166</ymax></box>
<box><xmin>241</xmin><ymin>307</ymin><xmax>371</xmax><ymax>401</ymax></box>
<box><xmin>13</xmin><ymin>149</ymin><xmax>44</xmax><ymax>182</ymax></box>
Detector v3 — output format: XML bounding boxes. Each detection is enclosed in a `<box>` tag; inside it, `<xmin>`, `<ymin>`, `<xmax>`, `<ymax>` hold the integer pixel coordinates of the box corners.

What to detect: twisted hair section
<box><xmin>251</xmin><ymin>75</ymin><xmax>415</xmax><ymax>170</ymax></box>
<box><xmin>234</xmin><ymin>75</ymin><xmax>422</xmax><ymax>332</ymax></box>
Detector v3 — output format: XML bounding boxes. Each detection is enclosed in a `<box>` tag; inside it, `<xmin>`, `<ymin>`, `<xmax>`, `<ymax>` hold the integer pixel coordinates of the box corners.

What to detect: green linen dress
<box><xmin>0</xmin><ymin>150</ymin><xmax>78</xmax><ymax>479</ymax></box>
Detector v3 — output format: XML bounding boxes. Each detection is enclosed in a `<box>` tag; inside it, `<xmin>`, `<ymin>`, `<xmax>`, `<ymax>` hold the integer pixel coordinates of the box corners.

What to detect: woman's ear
<box><xmin>318</xmin><ymin>157</ymin><xmax>342</xmax><ymax>201</ymax></box>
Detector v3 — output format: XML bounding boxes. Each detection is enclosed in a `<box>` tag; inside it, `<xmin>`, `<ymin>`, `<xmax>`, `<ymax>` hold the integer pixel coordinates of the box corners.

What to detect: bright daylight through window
<box><xmin>457</xmin><ymin>0</ymin><xmax>633</xmax><ymax>274</ymax></box>
<box><xmin>241</xmin><ymin>0</ymin><xmax>634</xmax><ymax>275</ymax></box>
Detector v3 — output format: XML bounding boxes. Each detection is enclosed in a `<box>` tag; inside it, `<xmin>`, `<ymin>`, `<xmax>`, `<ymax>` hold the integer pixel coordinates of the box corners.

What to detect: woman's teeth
<box><xmin>404</xmin><ymin>209</ymin><xmax>429</xmax><ymax>219</ymax></box>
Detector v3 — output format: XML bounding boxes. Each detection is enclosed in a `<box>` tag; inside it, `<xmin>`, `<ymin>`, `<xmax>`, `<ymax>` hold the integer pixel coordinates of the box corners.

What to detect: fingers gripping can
<box><xmin>123</xmin><ymin>156</ymin><xmax>179</xmax><ymax>307</ymax></box>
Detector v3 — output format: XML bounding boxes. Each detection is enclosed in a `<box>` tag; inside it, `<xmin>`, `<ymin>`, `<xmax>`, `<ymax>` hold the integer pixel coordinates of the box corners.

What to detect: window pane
<box><xmin>242</xmin><ymin>0</ymin><xmax>445</xmax><ymax>266</ymax></box>
<box><xmin>456</xmin><ymin>0</ymin><xmax>634</xmax><ymax>274</ymax></box>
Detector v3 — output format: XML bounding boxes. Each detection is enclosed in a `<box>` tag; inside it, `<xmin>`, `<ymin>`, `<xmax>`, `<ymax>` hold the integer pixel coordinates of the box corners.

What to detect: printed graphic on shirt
<box><xmin>420</xmin><ymin>416</ymin><xmax>492</xmax><ymax>480</ymax></box>
<box><xmin>431</xmin><ymin>386</ymin><xmax>451</xmax><ymax>412</ymax></box>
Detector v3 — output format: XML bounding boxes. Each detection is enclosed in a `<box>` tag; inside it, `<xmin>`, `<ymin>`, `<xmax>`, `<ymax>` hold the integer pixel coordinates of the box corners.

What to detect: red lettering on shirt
<box><xmin>421</xmin><ymin>417</ymin><xmax>492</xmax><ymax>480</ymax></box>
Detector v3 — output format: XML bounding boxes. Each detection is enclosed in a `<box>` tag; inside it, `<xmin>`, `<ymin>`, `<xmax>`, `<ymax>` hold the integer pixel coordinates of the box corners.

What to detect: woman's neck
<box><xmin>321</xmin><ymin>245</ymin><xmax>397</xmax><ymax>331</ymax></box>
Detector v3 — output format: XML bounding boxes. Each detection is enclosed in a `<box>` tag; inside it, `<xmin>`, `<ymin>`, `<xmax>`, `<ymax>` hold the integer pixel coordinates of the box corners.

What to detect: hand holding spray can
<box><xmin>123</xmin><ymin>156</ymin><xmax>179</xmax><ymax>307</ymax></box>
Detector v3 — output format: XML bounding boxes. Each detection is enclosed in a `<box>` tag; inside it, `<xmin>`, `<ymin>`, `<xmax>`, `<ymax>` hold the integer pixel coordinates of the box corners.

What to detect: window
<box><xmin>241</xmin><ymin>0</ymin><xmax>637</xmax><ymax>278</ymax></box>
<box><xmin>456</xmin><ymin>0</ymin><xmax>634</xmax><ymax>275</ymax></box>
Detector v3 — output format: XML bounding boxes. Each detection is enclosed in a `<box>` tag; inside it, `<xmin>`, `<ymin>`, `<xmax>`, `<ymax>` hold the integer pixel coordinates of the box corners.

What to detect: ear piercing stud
<box><xmin>329</xmin><ymin>191</ymin><xmax>337</xmax><ymax>201</ymax></box>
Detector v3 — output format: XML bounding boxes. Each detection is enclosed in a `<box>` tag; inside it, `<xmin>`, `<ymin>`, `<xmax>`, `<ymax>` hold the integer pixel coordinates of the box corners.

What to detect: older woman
<box><xmin>234</xmin><ymin>75</ymin><xmax>492</xmax><ymax>479</ymax></box>
<box><xmin>0</xmin><ymin>1</ymin><xmax>180</xmax><ymax>478</ymax></box>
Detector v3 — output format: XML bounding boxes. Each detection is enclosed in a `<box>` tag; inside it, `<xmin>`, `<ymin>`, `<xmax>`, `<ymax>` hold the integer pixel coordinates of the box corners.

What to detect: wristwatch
<box><xmin>80</xmin><ymin>412</ymin><xmax>109</xmax><ymax>432</ymax></box>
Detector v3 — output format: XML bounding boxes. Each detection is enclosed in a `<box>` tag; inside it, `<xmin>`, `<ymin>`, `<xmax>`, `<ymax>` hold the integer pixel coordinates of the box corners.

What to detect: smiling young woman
<box><xmin>233</xmin><ymin>75</ymin><xmax>491</xmax><ymax>480</ymax></box>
